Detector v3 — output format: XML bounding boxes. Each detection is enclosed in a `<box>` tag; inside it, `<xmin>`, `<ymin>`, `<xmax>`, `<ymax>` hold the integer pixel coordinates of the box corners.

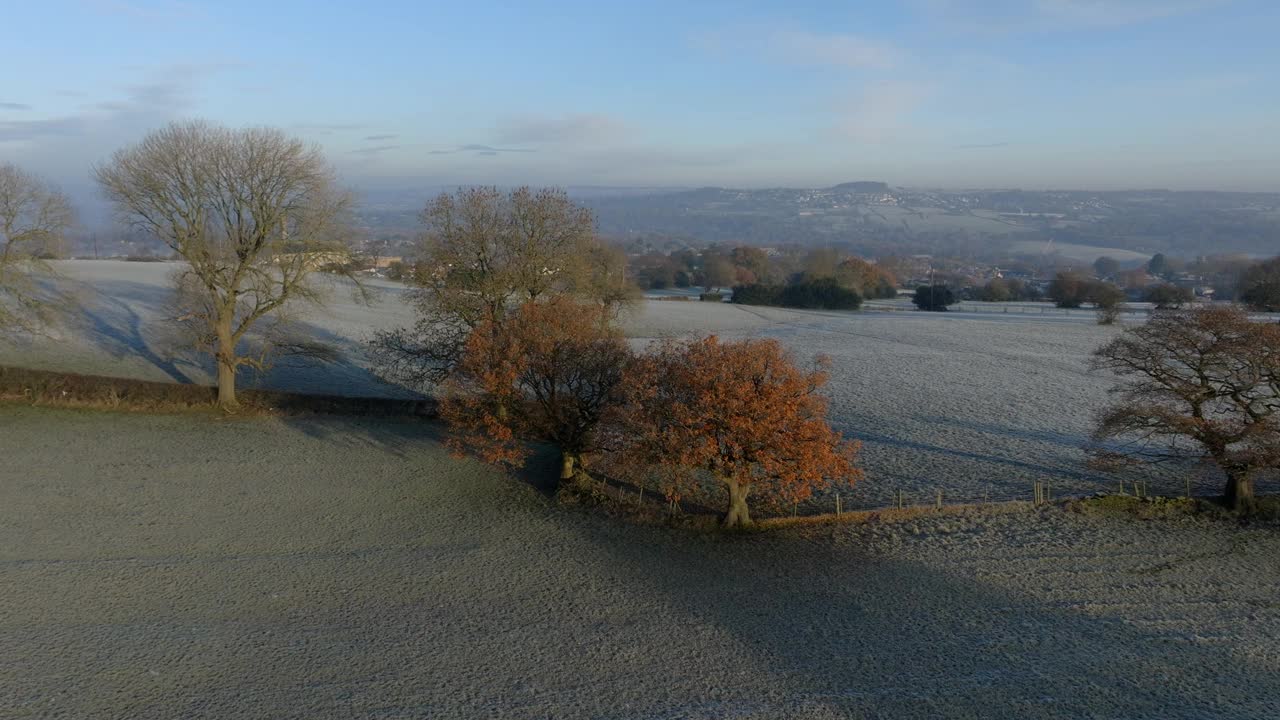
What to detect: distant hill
<box><xmin>340</xmin><ymin>181</ymin><xmax>1280</xmax><ymax>261</ymax></box>
<box><xmin>578</xmin><ymin>184</ymin><xmax>1280</xmax><ymax>260</ymax></box>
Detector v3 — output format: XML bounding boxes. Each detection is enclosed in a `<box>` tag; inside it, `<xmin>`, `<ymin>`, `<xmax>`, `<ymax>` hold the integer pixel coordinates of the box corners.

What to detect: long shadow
<box><xmin>851</xmin><ymin>429</ymin><xmax>1102</xmax><ymax>482</ymax></box>
<box><xmin>914</xmin><ymin>414</ymin><xmax>1088</xmax><ymax>451</ymax></box>
<box><xmin>67</xmin><ymin>277</ymin><xmax>421</xmax><ymax>402</ymax></box>
<box><xmin>68</xmin><ymin>279</ymin><xmax>197</xmax><ymax>384</ymax></box>
<box><xmin>556</xmin><ymin>515</ymin><xmax>1280</xmax><ymax>718</ymax></box>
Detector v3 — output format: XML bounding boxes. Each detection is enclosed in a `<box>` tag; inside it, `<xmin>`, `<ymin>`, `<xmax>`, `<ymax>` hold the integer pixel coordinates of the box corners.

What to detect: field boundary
<box><xmin>0</xmin><ymin>365</ymin><xmax>436</xmax><ymax>417</ymax></box>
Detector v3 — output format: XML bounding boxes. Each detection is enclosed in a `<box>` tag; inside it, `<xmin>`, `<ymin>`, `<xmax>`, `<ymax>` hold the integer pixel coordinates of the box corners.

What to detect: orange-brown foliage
<box><xmin>613</xmin><ymin>335</ymin><xmax>862</xmax><ymax>526</ymax></box>
<box><xmin>440</xmin><ymin>297</ymin><xmax>630</xmax><ymax>479</ymax></box>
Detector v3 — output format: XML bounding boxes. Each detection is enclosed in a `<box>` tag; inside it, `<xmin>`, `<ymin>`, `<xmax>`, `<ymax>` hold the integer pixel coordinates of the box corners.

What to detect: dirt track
<box><xmin>2</xmin><ymin>406</ymin><xmax>1278</xmax><ymax>719</ymax></box>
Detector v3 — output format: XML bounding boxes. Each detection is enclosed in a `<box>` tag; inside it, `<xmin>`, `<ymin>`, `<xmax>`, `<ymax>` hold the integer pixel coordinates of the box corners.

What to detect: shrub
<box><xmin>912</xmin><ymin>284</ymin><xmax>956</xmax><ymax>311</ymax></box>
<box><xmin>699</xmin><ymin>291</ymin><xmax>724</xmax><ymax>302</ymax></box>
<box><xmin>1240</xmin><ymin>257</ymin><xmax>1280</xmax><ymax>312</ymax></box>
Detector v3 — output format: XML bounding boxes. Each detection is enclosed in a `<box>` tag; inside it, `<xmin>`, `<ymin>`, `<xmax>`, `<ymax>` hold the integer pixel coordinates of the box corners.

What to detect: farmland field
<box><xmin>7</xmin><ymin>261</ymin><xmax>1273</xmax><ymax>509</ymax></box>
<box><xmin>2</xmin><ymin>406</ymin><xmax>1278</xmax><ymax>719</ymax></box>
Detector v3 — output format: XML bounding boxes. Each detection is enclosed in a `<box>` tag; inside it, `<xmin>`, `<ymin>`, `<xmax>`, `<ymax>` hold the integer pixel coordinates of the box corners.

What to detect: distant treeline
<box><xmin>732</xmin><ymin>277</ymin><xmax>862</xmax><ymax>310</ymax></box>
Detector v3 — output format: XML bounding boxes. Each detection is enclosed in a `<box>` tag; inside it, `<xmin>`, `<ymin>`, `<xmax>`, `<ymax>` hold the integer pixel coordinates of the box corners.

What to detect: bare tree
<box><xmin>0</xmin><ymin>164</ymin><xmax>75</xmax><ymax>337</ymax></box>
<box><xmin>95</xmin><ymin>121</ymin><xmax>356</xmax><ymax>409</ymax></box>
<box><xmin>369</xmin><ymin>186</ymin><xmax>633</xmax><ymax>389</ymax></box>
<box><xmin>1090</xmin><ymin>306</ymin><xmax>1279</xmax><ymax>511</ymax></box>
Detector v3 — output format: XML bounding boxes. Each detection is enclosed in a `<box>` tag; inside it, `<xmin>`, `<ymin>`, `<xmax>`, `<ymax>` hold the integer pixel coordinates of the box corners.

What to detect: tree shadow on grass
<box><xmin>850</xmin><ymin>429</ymin><xmax>1105</xmax><ymax>485</ymax></box>
<box><xmin>69</xmin><ymin>280</ymin><xmax>199</xmax><ymax>384</ymax></box>
<box><xmin>556</xmin><ymin>517</ymin><xmax>1280</xmax><ymax>718</ymax></box>
<box><xmin>67</xmin><ymin>277</ymin><xmax>420</xmax><ymax>401</ymax></box>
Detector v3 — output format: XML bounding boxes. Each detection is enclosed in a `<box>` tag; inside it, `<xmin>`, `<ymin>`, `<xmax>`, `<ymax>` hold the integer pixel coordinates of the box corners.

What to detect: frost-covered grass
<box><xmin>622</xmin><ymin>299</ymin><xmax>1271</xmax><ymax>508</ymax></box>
<box><xmin>2</xmin><ymin>406</ymin><xmax>1277</xmax><ymax>719</ymax></box>
<box><xmin>0</xmin><ymin>260</ymin><xmax>418</xmax><ymax>398</ymax></box>
<box><xmin>7</xmin><ymin>261</ymin><xmax>1275</xmax><ymax>507</ymax></box>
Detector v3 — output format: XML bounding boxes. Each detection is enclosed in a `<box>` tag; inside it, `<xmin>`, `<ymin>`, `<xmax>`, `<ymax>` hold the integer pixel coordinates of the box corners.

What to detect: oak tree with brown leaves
<box><xmin>440</xmin><ymin>297</ymin><xmax>631</xmax><ymax>486</ymax></box>
<box><xmin>613</xmin><ymin>336</ymin><xmax>861</xmax><ymax>527</ymax></box>
<box><xmin>1090</xmin><ymin>305</ymin><xmax>1280</xmax><ymax>511</ymax></box>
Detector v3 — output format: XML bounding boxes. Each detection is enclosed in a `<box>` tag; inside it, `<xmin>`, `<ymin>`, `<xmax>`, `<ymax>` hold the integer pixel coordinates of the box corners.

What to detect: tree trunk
<box><xmin>215</xmin><ymin>316</ymin><xmax>238</xmax><ymax>409</ymax></box>
<box><xmin>560</xmin><ymin>452</ymin><xmax>579</xmax><ymax>482</ymax></box>
<box><xmin>1223</xmin><ymin>471</ymin><xmax>1256</xmax><ymax>513</ymax></box>
<box><xmin>722</xmin><ymin>478</ymin><xmax>752</xmax><ymax>528</ymax></box>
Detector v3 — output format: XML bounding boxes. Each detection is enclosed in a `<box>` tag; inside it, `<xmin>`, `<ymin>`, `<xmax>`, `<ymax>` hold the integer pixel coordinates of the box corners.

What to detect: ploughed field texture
<box><xmin>8</xmin><ymin>261</ymin><xmax>1276</xmax><ymax>507</ymax></box>
<box><xmin>2</xmin><ymin>407</ymin><xmax>1278</xmax><ymax>719</ymax></box>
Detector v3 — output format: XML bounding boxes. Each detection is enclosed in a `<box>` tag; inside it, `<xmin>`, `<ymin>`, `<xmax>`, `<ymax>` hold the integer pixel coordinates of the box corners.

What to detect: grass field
<box><xmin>5</xmin><ymin>260</ymin><xmax>1274</xmax><ymax>509</ymax></box>
<box><xmin>2</xmin><ymin>405</ymin><xmax>1278</xmax><ymax>719</ymax></box>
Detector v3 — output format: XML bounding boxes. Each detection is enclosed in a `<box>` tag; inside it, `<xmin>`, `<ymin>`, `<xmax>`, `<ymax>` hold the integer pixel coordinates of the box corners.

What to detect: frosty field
<box><xmin>9</xmin><ymin>260</ymin><xmax>1271</xmax><ymax>508</ymax></box>
<box><xmin>2</xmin><ymin>406</ymin><xmax>1277</xmax><ymax>719</ymax></box>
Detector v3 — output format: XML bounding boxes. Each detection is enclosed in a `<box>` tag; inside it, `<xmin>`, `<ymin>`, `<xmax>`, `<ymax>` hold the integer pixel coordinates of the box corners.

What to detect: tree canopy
<box><xmin>1239</xmin><ymin>257</ymin><xmax>1280</xmax><ymax>312</ymax></box>
<box><xmin>611</xmin><ymin>336</ymin><xmax>861</xmax><ymax>527</ymax></box>
<box><xmin>0</xmin><ymin>163</ymin><xmax>74</xmax><ymax>338</ymax></box>
<box><xmin>912</xmin><ymin>284</ymin><xmax>957</xmax><ymax>311</ymax></box>
<box><xmin>369</xmin><ymin>186</ymin><xmax>634</xmax><ymax>390</ymax></box>
<box><xmin>95</xmin><ymin>121</ymin><xmax>355</xmax><ymax>408</ymax></box>
<box><xmin>440</xmin><ymin>297</ymin><xmax>630</xmax><ymax>486</ymax></box>
<box><xmin>1090</xmin><ymin>305</ymin><xmax>1279</xmax><ymax>511</ymax></box>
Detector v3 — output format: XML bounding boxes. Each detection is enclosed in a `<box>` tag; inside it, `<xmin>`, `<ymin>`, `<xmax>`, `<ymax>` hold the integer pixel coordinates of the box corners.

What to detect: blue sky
<box><xmin>2</xmin><ymin>0</ymin><xmax>1278</xmax><ymax>195</ymax></box>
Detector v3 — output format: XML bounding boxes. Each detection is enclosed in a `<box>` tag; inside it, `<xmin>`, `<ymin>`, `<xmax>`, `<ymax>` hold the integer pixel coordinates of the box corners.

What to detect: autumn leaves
<box><xmin>383</xmin><ymin>189</ymin><xmax>861</xmax><ymax>527</ymax></box>
<box><xmin>441</xmin><ymin>300</ymin><xmax>862</xmax><ymax>528</ymax></box>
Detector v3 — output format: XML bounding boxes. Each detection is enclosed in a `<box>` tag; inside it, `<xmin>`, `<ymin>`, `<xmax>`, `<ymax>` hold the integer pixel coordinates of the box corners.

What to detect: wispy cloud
<box><xmin>697</xmin><ymin>25</ymin><xmax>899</xmax><ymax>70</ymax></box>
<box><xmin>363</xmin><ymin>133</ymin><xmax>398</xmax><ymax>141</ymax></box>
<box><xmin>834</xmin><ymin>81</ymin><xmax>931</xmax><ymax>143</ymax></box>
<box><xmin>350</xmin><ymin>145</ymin><xmax>400</xmax><ymax>156</ymax></box>
<box><xmin>768</xmin><ymin>29</ymin><xmax>900</xmax><ymax>69</ymax></box>
<box><xmin>495</xmin><ymin>114</ymin><xmax>628</xmax><ymax>144</ymax></box>
<box><xmin>428</xmin><ymin>144</ymin><xmax>535</xmax><ymax>156</ymax></box>
<box><xmin>293</xmin><ymin>122</ymin><xmax>365</xmax><ymax>135</ymax></box>
<box><xmin>0</xmin><ymin>67</ymin><xmax>208</xmax><ymax>143</ymax></box>
<box><xmin>920</xmin><ymin>0</ymin><xmax>1224</xmax><ymax>32</ymax></box>
<box><xmin>0</xmin><ymin>102</ymin><xmax>32</xmax><ymax>111</ymax></box>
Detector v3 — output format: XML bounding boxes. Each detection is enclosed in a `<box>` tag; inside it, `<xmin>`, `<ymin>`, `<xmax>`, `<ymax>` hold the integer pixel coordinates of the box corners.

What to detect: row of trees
<box><xmin>5</xmin><ymin>122</ymin><xmax>640</xmax><ymax>410</ymax></box>
<box><xmin>731</xmin><ymin>277</ymin><xmax>862</xmax><ymax>310</ymax></box>
<box><xmin>630</xmin><ymin>244</ymin><xmax>898</xmax><ymax>299</ymax></box>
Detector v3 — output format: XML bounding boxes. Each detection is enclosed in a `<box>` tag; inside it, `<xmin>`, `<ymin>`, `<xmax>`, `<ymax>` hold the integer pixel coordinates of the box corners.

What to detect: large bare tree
<box><xmin>95</xmin><ymin>121</ymin><xmax>356</xmax><ymax>408</ymax></box>
<box><xmin>0</xmin><ymin>163</ymin><xmax>75</xmax><ymax>337</ymax></box>
<box><xmin>370</xmin><ymin>186</ymin><xmax>634</xmax><ymax>389</ymax></box>
<box><xmin>1090</xmin><ymin>305</ymin><xmax>1279</xmax><ymax>511</ymax></box>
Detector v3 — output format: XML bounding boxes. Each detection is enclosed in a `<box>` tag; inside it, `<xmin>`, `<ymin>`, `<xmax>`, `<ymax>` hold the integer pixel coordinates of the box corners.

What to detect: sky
<box><xmin>2</xmin><ymin>0</ymin><xmax>1278</xmax><ymax>201</ymax></box>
